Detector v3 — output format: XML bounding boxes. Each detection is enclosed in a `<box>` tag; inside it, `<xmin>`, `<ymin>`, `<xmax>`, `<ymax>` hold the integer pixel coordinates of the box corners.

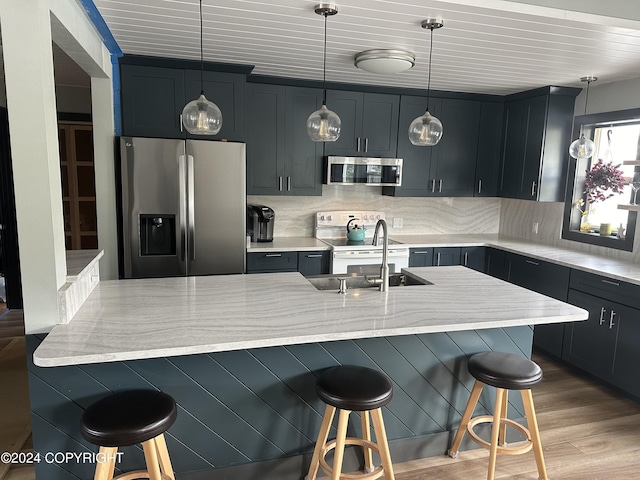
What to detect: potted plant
<box><xmin>581</xmin><ymin>159</ymin><xmax>625</xmax><ymax>235</ymax></box>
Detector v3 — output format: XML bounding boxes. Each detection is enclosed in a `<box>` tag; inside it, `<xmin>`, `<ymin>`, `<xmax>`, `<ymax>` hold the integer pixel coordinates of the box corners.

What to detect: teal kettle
<box><xmin>346</xmin><ymin>218</ymin><xmax>366</xmax><ymax>241</ymax></box>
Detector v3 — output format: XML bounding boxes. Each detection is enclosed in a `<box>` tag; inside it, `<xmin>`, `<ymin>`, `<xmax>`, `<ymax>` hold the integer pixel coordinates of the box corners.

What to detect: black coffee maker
<box><xmin>247</xmin><ymin>205</ymin><xmax>275</xmax><ymax>242</ymax></box>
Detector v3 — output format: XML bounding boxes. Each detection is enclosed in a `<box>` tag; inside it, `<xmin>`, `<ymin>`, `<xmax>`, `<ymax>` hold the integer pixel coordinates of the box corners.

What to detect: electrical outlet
<box><xmin>532</xmin><ymin>222</ymin><xmax>539</xmax><ymax>234</ymax></box>
<box><xmin>393</xmin><ymin>217</ymin><xmax>403</xmax><ymax>228</ymax></box>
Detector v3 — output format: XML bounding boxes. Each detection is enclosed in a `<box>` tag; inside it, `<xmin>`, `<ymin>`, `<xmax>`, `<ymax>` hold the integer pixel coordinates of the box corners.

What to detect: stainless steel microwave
<box><xmin>325</xmin><ymin>156</ymin><xmax>403</xmax><ymax>186</ymax></box>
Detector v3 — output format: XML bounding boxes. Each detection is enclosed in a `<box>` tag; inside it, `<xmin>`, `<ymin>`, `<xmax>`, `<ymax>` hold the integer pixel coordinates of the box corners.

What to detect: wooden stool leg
<box><xmin>306</xmin><ymin>405</ymin><xmax>336</xmax><ymax>480</ymax></box>
<box><xmin>142</xmin><ymin>438</ymin><xmax>163</xmax><ymax>480</ymax></box>
<box><xmin>499</xmin><ymin>390</ymin><xmax>509</xmax><ymax>446</ymax></box>
<box><xmin>93</xmin><ymin>446</ymin><xmax>117</xmax><ymax>480</ymax></box>
<box><xmin>371</xmin><ymin>408</ymin><xmax>395</xmax><ymax>480</ymax></box>
<box><xmin>521</xmin><ymin>389</ymin><xmax>548</xmax><ymax>480</ymax></box>
<box><xmin>487</xmin><ymin>388</ymin><xmax>505</xmax><ymax>480</ymax></box>
<box><xmin>331</xmin><ymin>409</ymin><xmax>351</xmax><ymax>480</ymax></box>
<box><xmin>449</xmin><ymin>380</ymin><xmax>484</xmax><ymax>457</ymax></box>
<box><xmin>360</xmin><ymin>410</ymin><xmax>374</xmax><ymax>473</ymax></box>
<box><xmin>154</xmin><ymin>434</ymin><xmax>175</xmax><ymax>480</ymax></box>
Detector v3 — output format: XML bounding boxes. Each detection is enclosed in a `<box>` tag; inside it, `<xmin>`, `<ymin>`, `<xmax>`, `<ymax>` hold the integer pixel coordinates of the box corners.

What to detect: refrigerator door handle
<box><xmin>178</xmin><ymin>154</ymin><xmax>187</xmax><ymax>262</ymax></box>
<box><xmin>188</xmin><ymin>154</ymin><xmax>196</xmax><ymax>261</ymax></box>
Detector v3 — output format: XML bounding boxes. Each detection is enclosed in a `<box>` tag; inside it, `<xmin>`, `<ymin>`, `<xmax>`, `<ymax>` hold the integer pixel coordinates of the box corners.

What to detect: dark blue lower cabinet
<box><xmin>433</xmin><ymin>247</ymin><xmax>461</xmax><ymax>266</ymax></box>
<box><xmin>297</xmin><ymin>251</ymin><xmax>330</xmax><ymax>276</ymax></box>
<box><xmin>461</xmin><ymin>247</ymin><xmax>485</xmax><ymax>272</ymax></box>
<box><xmin>247</xmin><ymin>250</ymin><xmax>330</xmax><ymax>275</ymax></box>
<box><xmin>408</xmin><ymin>248</ymin><xmax>433</xmax><ymax>267</ymax></box>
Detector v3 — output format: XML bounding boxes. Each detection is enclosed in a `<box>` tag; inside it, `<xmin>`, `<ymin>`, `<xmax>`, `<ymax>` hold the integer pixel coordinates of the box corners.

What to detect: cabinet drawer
<box><xmin>569</xmin><ymin>269</ymin><xmax>640</xmax><ymax>310</ymax></box>
<box><xmin>409</xmin><ymin>248</ymin><xmax>433</xmax><ymax>267</ymax></box>
<box><xmin>297</xmin><ymin>251</ymin><xmax>330</xmax><ymax>276</ymax></box>
<box><xmin>246</xmin><ymin>251</ymin><xmax>298</xmax><ymax>273</ymax></box>
<box><xmin>507</xmin><ymin>253</ymin><xmax>569</xmax><ymax>301</ymax></box>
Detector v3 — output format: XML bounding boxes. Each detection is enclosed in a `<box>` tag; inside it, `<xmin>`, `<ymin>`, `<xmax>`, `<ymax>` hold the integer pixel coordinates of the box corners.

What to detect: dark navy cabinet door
<box><xmin>520</xmin><ymin>95</ymin><xmax>547</xmax><ymax>200</ymax></box>
<box><xmin>461</xmin><ymin>246</ymin><xmax>485</xmax><ymax>272</ymax></box>
<box><xmin>297</xmin><ymin>251</ymin><xmax>330</xmax><ymax>276</ymax></box>
<box><xmin>409</xmin><ymin>248</ymin><xmax>433</xmax><ymax>267</ymax></box>
<box><xmin>499</xmin><ymin>98</ymin><xmax>528</xmax><ymax>198</ymax></box>
<box><xmin>284</xmin><ymin>87</ymin><xmax>324</xmax><ymax>196</ymax></box>
<box><xmin>324</xmin><ymin>90</ymin><xmax>363</xmax><ymax>156</ymax></box>
<box><xmin>474</xmin><ymin>102</ymin><xmax>504</xmax><ymax>197</ymax></box>
<box><xmin>429</xmin><ymin>98</ymin><xmax>481</xmax><ymax>197</ymax></box>
<box><xmin>485</xmin><ymin>247</ymin><xmax>508</xmax><ymax>280</ymax></box>
<box><xmin>245</xmin><ymin>83</ymin><xmax>285</xmax><ymax>195</ymax></box>
<box><xmin>383</xmin><ymin>95</ymin><xmax>439</xmax><ymax>197</ymax></box>
<box><xmin>184</xmin><ymin>70</ymin><xmax>245</xmax><ymax>142</ymax></box>
<box><xmin>603</xmin><ymin>301</ymin><xmax>640</xmax><ymax>398</ymax></box>
<box><xmin>361</xmin><ymin>93</ymin><xmax>399</xmax><ymax>157</ymax></box>
<box><xmin>433</xmin><ymin>247</ymin><xmax>461</xmax><ymax>266</ymax></box>
<box><xmin>120</xmin><ymin>65</ymin><xmax>185</xmax><ymax>138</ymax></box>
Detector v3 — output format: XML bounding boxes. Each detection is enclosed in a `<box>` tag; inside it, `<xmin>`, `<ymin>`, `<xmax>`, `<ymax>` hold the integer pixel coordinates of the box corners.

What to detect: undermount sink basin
<box><xmin>306</xmin><ymin>273</ymin><xmax>432</xmax><ymax>291</ymax></box>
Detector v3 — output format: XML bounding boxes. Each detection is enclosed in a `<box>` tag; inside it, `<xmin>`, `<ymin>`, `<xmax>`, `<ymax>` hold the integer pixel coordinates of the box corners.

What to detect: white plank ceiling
<box><xmin>91</xmin><ymin>0</ymin><xmax>640</xmax><ymax>95</ymax></box>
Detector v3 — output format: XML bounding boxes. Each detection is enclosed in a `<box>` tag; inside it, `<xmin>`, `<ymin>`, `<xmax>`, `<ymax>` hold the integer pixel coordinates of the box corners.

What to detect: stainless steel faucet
<box><xmin>367</xmin><ymin>219</ymin><xmax>389</xmax><ymax>292</ymax></box>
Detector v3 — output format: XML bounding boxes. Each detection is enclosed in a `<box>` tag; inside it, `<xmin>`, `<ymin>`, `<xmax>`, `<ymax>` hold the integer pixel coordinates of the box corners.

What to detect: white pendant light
<box><xmin>568</xmin><ymin>76</ymin><xmax>597</xmax><ymax>160</ymax></box>
<box><xmin>182</xmin><ymin>0</ymin><xmax>222</xmax><ymax>135</ymax></box>
<box><xmin>307</xmin><ymin>3</ymin><xmax>341</xmax><ymax>142</ymax></box>
<box><xmin>409</xmin><ymin>18</ymin><xmax>444</xmax><ymax>146</ymax></box>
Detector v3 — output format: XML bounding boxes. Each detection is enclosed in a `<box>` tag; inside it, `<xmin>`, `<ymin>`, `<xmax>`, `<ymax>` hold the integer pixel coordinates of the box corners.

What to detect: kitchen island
<box><xmin>29</xmin><ymin>267</ymin><xmax>587</xmax><ymax>480</ymax></box>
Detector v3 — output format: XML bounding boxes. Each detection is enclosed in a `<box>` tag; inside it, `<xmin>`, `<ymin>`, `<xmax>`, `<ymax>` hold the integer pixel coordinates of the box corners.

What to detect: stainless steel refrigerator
<box><xmin>119</xmin><ymin>137</ymin><xmax>246</xmax><ymax>278</ymax></box>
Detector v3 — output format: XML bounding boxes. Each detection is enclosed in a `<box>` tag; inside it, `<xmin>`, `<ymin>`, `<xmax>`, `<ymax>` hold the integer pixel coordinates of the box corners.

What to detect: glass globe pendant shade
<box><xmin>408</xmin><ymin>110</ymin><xmax>443</xmax><ymax>146</ymax></box>
<box><xmin>181</xmin><ymin>94</ymin><xmax>223</xmax><ymax>135</ymax></box>
<box><xmin>307</xmin><ymin>104</ymin><xmax>341</xmax><ymax>142</ymax></box>
<box><xmin>569</xmin><ymin>131</ymin><xmax>595</xmax><ymax>160</ymax></box>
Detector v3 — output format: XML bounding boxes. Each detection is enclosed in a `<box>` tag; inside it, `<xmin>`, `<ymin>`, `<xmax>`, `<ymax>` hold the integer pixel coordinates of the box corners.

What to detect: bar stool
<box><xmin>448</xmin><ymin>352</ymin><xmax>548</xmax><ymax>480</ymax></box>
<box><xmin>81</xmin><ymin>389</ymin><xmax>177</xmax><ymax>480</ymax></box>
<box><xmin>306</xmin><ymin>365</ymin><xmax>395</xmax><ymax>480</ymax></box>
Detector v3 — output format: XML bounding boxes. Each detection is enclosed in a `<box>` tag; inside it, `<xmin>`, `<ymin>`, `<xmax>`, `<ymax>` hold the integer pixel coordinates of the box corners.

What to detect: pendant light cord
<box><xmin>199</xmin><ymin>0</ymin><xmax>204</xmax><ymax>95</ymax></box>
<box><xmin>583</xmin><ymin>79</ymin><xmax>591</xmax><ymax>116</ymax></box>
<box><xmin>322</xmin><ymin>12</ymin><xmax>328</xmax><ymax>105</ymax></box>
<box><xmin>426</xmin><ymin>26</ymin><xmax>434</xmax><ymax>111</ymax></box>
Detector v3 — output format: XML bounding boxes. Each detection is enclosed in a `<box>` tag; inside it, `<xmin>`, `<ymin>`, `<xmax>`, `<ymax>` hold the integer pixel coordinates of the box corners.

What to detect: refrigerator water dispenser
<box><xmin>140</xmin><ymin>215</ymin><xmax>176</xmax><ymax>256</ymax></box>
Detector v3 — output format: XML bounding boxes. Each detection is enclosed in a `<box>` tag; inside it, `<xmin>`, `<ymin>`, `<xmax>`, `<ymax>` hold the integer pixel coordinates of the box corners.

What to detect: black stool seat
<box><xmin>317</xmin><ymin>365</ymin><xmax>393</xmax><ymax>411</ymax></box>
<box><xmin>469</xmin><ymin>352</ymin><xmax>542</xmax><ymax>390</ymax></box>
<box><xmin>81</xmin><ymin>390</ymin><xmax>177</xmax><ymax>447</ymax></box>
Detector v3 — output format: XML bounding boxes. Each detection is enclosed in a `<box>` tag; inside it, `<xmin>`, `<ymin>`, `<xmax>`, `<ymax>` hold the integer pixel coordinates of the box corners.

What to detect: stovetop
<box><xmin>321</xmin><ymin>238</ymin><xmax>404</xmax><ymax>248</ymax></box>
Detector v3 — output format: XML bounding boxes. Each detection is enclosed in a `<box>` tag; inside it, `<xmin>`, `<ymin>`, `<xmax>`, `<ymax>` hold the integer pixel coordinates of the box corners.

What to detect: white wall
<box><xmin>574</xmin><ymin>77</ymin><xmax>640</xmax><ymax>115</ymax></box>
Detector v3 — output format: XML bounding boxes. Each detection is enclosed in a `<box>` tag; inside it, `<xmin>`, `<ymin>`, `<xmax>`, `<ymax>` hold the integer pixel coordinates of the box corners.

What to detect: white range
<box><xmin>315</xmin><ymin>211</ymin><xmax>409</xmax><ymax>274</ymax></box>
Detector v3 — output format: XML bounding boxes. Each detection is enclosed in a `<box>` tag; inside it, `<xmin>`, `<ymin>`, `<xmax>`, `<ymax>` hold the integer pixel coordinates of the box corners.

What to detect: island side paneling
<box><xmin>26</xmin><ymin>326</ymin><xmax>532</xmax><ymax>479</ymax></box>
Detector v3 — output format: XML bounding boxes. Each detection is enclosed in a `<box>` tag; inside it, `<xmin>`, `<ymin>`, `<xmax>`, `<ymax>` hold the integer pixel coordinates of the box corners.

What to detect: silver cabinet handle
<box><xmin>431</xmin><ymin>179</ymin><xmax>436</xmax><ymax>192</ymax></box>
<box><xmin>463</xmin><ymin>252</ymin><xmax>468</xmax><ymax>266</ymax></box>
<box><xmin>478</xmin><ymin>179</ymin><xmax>482</xmax><ymax>194</ymax></box>
<box><xmin>436</xmin><ymin>252</ymin><xmax>441</xmax><ymax>266</ymax></box>
<box><xmin>413</xmin><ymin>251</ymin><xmax>430</xmax><ymax>254</ymax></box>
<box><xmin>357</xmin><ymin>137</ymin><xmax>361</xmax><ymax>152</ymax></box>
<box><xmin>609</xmin><ymin>310</ymin><xmax>616</xmax><ymax>329</ymax></box>
<box><xmin>179</xmin><ymin>113</ymin><xmax>184</xmax><ymax>133</ymax></box>
<box><xmin>602</xmin><ymin>279</ymin><xmax>620</xmax><ymax>287</ymax></box>
<box><xmin>265</xmin><ymin>254</ymin><xmax>282</xmax><ymax>258</ymax></box>
<box><xmin>287</xmin><ymin>176</ymin><xmax>291</xmax><ymax>191</ymax></box>
<box><xmin>599</xmin><ymin>307</ymin><xmax>606</xmax><ymax>326</ymax></box>
<box><xmin>305</xmin><ymin>254</ymin><xmax>323</xmax><ymax>258</ymax></box>
<box><xmin>438</xmin><ymin>179</ymin><xmax>443</xmax><ymax>192</ymax></box>
<box><xmin>526</xmin><ymin>260</ymin><xmax>539</xmax><ymax>266</ymax></box>
<box><xmin>531</xmin><ymin>181</ymin><xmax>537</xmax><ymax>197</ymax></box>
<box><xmin>364</xmin><ymin>138</ymin><xmax>369</xmax><ymax>153</ymax></box>
<box><xmin>278</xmin><ymin>176</ymin><xmax>283</xmax><ymax>191</ymax></box>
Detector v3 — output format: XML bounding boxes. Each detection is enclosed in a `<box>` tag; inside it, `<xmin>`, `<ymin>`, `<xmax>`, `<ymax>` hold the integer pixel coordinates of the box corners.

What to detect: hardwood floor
<box><xmin>395</xmin><ymin>353</ymin><xmax>640</xmax><ymax>480</ymax></box>
<box><xmin>1</xmin><ymin>316</ymin><xmax>639</xmax><ymax>480</ymax></box>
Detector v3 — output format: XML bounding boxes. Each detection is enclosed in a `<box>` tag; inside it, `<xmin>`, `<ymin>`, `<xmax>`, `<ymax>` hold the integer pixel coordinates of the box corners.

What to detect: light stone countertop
<box><xmin>248</xmin><ymin>237</ymin><xmax>330</xmax><ymax>252</ymax></box>
<box><xmin>391</xmin><ymin>234</ymin><xmax>640</xmax><ymax>286</ymax></box>
<box><xmin>66</xmin><ymin>250</ymin><xmax>103</xmax><ymax>279</ymax></box>
<box><xmin>34</xmin><ymin>266</ymin><xmax>587</xmax><ymax>367</ymax></box>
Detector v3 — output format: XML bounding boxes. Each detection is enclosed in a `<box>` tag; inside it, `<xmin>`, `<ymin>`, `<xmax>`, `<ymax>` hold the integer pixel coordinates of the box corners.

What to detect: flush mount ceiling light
<box><xmin>307</xmin><ymin>3</ymin><xmax>341</xmax><ymax>142</ymax></box>
<box><xmin>354</xmin><ymin>49</ymin><xmax>416</xmax><ymax>74</ymax></box>
<box><xmin>569</xmin><ymin>76</ymin><xmax>598</xmax><ymax>160</ymax></box>
<box><xmin>409</xmin><ymin>18</ymin><xmax>444</xmax><ymax>146</ymax></box>
<box><xmin>181</xmin><ymin>0</ymin><xmax>223</xmax><ymax>135</ymax></box>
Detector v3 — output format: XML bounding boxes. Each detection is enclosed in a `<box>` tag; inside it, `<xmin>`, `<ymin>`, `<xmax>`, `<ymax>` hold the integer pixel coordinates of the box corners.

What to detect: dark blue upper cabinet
<box><xmin>474</xmin><ymin>102</ymin><xmax>504</xmax><ymax>197</ymax></box>
<box><xmin>324</xmin><ymin>90</ymin><xmax>399</xmax><ymax>157</ymax></box>
<box><xmin>120</xmin><ymin>62</ymin><xmax>246</xmax><ymax>141</ymax></box>
<box><xmin>184</xmin><ymin>70</ymin><xmax>246</xmax><ymax>142</ymax></box>
<box><xmin>120</xmin><ymin>65</ymin><xmax>186</xmax><ymax>138</ymax></box>
<box><xmin>499</xmin><ymin>88</ymin><xmax>578</xmax><ymax>201</ymax></box>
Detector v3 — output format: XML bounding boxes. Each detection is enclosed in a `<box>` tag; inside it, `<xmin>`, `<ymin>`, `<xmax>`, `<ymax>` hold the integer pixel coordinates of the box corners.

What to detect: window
<box><xmin>562</xmin><ymin>108</ymin><xmax>640</xmax><ymax>251</ymax></box>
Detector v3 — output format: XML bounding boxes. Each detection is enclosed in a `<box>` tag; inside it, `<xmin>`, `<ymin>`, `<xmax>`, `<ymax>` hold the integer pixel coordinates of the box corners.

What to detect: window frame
<box><xmin>562</xmin><ymin>108</ymin><xmax>640</xmax><ymax>251</ymax></box>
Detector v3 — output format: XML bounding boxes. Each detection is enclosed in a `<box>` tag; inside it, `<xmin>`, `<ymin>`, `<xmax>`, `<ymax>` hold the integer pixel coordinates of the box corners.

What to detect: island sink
<box><xmin>306</xmin><ymin>272</ymin><xmax>432</xmax><ymax>291</ymax></box>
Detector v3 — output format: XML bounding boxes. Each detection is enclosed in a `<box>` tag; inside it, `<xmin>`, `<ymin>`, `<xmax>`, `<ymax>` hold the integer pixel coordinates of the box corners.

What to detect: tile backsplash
<box><xmin>248</xmin><ymin>185</ymin><xmax>501</xmax><ymax>237</ymax></box>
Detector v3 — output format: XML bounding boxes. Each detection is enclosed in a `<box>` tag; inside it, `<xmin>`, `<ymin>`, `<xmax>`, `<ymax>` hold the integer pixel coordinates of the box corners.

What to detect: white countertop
<box><xmin>248</xmin><ymin>237</ymin><xmax>330</xmax><ymax>252</ymax></box>
<box><xmin>66</xmin><ymin>250</ymin><xmax>103</xmax><ymax>279</ymax></box>
<box><xmin>34</xmin><ymin>266</ymin><xmax>587</xmax><ymax>367</ymax></box>
<box><xmin>391</xmin><ymin>234</ymin><xmax>640</xmax><ymax>286</ymax></box>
